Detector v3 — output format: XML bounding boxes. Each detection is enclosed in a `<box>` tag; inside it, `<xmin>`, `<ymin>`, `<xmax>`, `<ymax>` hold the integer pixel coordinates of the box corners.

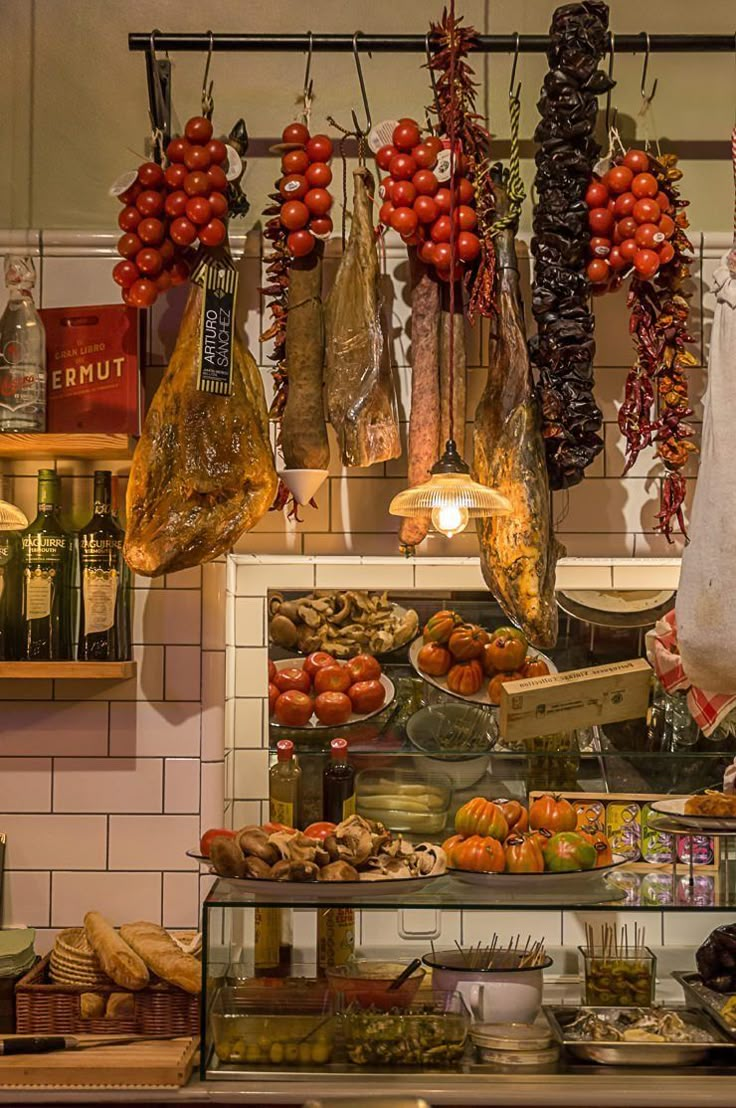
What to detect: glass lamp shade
<box><xmin>0</xmin><ymin>500</ymin><xmax>27</xmax><ymax>531</ymax></box>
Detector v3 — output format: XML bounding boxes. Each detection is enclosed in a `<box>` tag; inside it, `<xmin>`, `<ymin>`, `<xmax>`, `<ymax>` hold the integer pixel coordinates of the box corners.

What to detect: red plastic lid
<box><xmin>330</xmin><ymin>737</ymin><xmax>348</xmax><ymax>760</ymax></box>
<box><xmin>276</xmin><ymin>739</ymin><xmax>295</xmax><ymax>762</ymax></box>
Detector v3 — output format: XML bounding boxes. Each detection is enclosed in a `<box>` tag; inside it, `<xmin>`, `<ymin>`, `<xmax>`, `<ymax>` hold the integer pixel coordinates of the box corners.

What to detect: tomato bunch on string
<box><xmin>376</xmin><ymin>118</ymin><xmax>480</xmax><ymax>280</ymax></box>
<box><xmin>277</xmin><ymin>123</ymin><xmax>334</xmax><ymax>258</ymax></box>
<box><xmin>585</xmin><ymin>148</ymin><xmax>676</xmax><ymax>293</ymax></box>
<box><xmin>112</xmin><ymin>115</ymin><xmax>230</xmax><ymax>308</ymax></box>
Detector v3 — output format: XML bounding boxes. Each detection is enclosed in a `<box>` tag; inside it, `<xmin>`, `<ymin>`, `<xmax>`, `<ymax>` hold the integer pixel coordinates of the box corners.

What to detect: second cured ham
<box><xmin>325</xmin><ymin>167</ymin><xmax>401</xmax><ymax>468</ymax></box>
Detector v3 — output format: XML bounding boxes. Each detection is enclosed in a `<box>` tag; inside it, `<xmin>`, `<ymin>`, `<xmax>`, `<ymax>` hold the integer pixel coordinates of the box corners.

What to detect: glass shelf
<box><xmin>203</xmin><ymin>866</ymin><xmax>736</xmax><ymax>911</ymax></box>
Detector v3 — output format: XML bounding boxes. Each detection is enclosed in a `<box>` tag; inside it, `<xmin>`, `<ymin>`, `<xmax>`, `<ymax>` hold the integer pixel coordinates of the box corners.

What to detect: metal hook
<box><xmin>201</xmin><ymin>30</ymin><xmax>214</xmax><ymax>117</ymax></box>
<box><xmin>509</xmin><ymin>32</ymin><xmax>521</xmax><ymax>99</ymax></box>
<box><xmin>350</xmin><ymin>31</ymin><xmax>372</xmax><ymax>136</ymax></box>
<box><xmin>605</xmin><ymin>31</ymin><xmax>615</xmax><ymax>132</ymax></box>
<box><xmin>145</xmin><ymin>28</ymin><xmax>171</xmax><ymax>155</ymax></box>
<box><xmin>303</xmin><ymin>30</ymin><xmax>314</xmax><ymax>103</ymax></box>
<box><xmin>640</xmin><ymin>32</ymin><xmax>658</xmax><ymax>105</ymax></box>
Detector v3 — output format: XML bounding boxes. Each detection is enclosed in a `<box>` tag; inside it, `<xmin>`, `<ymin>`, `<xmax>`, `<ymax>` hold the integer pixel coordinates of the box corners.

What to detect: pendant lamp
<box><xmin>388</xmin><ymin>1</ymin><xmax>510</xmax><ymax>539</ymax></box>
<box><xmin>0</xmin><ymin>499</ymin><xmax>27</xmax><ymax>530</ymax></box>
<box><xmin>389</xmin><ymin>439</ymin><xmax>510</xmax><ymax>537</ymax></box>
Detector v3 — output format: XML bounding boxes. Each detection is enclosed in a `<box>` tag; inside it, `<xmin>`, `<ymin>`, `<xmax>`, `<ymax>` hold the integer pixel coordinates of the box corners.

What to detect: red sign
<box><xmin>40</xmin><ymin>304</ymin><xmax>142</xmax><ymax>434</ymax></box>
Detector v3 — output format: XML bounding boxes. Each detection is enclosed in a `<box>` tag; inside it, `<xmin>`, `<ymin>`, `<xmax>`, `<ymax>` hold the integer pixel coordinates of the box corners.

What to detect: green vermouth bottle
<box><xmin>78</xmin><ymin>470</ymin><xmax>131</xmax><ymax>661</ymax></box>
<box><xmin>20</xmin><ymin>469</ymin><xmax>73</xmax><ymax>660</ymax></box>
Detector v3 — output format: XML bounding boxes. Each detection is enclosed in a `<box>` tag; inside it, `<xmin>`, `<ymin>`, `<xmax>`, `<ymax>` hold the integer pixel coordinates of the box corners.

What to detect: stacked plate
<box><xmin>49</xmin><ymin>928</ymin><xmax>109</xmax><ymax>988</ymax></box>
<box><xmin>0</xmin><ymin>928</ymin><xmax>36</xmax><ymax>981</ymax></box>
<box><xmin>471</xmin><ymin>1022</ymin><xmax>559</xmax><ymax>1068</ymax></box>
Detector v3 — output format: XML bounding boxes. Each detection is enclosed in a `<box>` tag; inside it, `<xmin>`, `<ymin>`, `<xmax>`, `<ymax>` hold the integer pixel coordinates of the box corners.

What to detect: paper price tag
<box><xmin>224</xmin><ymin>145</ymin><xmax>243</xmax><ymax>181</ymax></box>
<box><xmin>109</xmin><ymin>170</ymin><xmax>138</xmax><ymax>198</ymax></box>
<box><xmin>434</xmin><ymin>149</ymin><xmax>452</xmax><ymax>183</ymax></box>
<box><xmin>368</xmin><ymin>120</ymin><xmax>399</xmax><ymax>154</ymax></box>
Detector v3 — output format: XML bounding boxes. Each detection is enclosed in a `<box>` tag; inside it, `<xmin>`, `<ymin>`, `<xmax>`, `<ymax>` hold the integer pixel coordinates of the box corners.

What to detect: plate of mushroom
<box><xmin>269</xmin><ymin>591</ymin><xmax>420</xmax><ymax>660</ymax></box>
<box><xmin>192</xmin><ymin>815</ymin><xmax>447</xmax><ymax>899</ymax></box>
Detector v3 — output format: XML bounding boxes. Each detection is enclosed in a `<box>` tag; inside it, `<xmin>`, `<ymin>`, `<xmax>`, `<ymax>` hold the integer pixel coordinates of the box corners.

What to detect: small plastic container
<box><xmin>326</xmin><ymin>960</ymin><xmax>426</xmax><ymax>1011</ymax></box>
<box><xmin>578</xmin><ymin>946</ymin><xmax>656</xmax><ymax>1007</ymax></box>
<box><xmin>211</xmin><ymin>984</ymin><xmax>335</xmax><ymax>1067</ymax></box>
<box><xmin>355</xmin><ymin>767</ymin><xmax>452</xmax><ymax>836</ymax></box>
<box><xmin>343</xmin><ymin>992</ymin><xmax>468</xmax><ymax>1065</ymax></box>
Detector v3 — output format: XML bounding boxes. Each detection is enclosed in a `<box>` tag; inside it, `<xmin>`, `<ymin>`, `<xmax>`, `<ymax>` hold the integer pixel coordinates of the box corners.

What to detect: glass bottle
<box><xmin>317</xmin><ymin>908</ymin><xmax>355</xmax><ymax>974</ymax></box>
<box><xmin>269</xmin><ymin>739</ymin><xmax>302</xmax><ymax>829</ymax></box>
<box><xmin>0</xmin><ymin>526</ymin><xmax>21</xmax><ymax>660</ymax></box>
<box><xmin>78</xmin><ymin>471</ymin><xmax>131</xmax><ymax>661</ymax></box>
<box><xmin>20</xmin><ymin>469</ymin><xmax>72</xmax><ymax>659</ymax></box>
<box><xmin>0</xmin><ymin>257</ymin><xmax>46</xmax><ymax>431</ymax></box>
<box><xmin>323</xmin><ymin>737</ymin><xmax>355</xmax><ymax>823</ymax></box>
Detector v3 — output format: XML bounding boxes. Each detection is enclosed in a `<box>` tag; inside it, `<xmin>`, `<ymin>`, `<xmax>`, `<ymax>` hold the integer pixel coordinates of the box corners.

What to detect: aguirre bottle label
<box><xmin>25</xmin><ymin>570</ymin><xmax>52</xmax><ymax>620</ymax></box>
<box><xmin>82</xmin><ymin>567</ymin><xmax>118</xmax><ymax>634</ymax></box>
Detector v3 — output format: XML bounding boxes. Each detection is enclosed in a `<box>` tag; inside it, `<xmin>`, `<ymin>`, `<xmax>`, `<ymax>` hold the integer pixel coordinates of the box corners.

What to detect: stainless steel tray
<box><xmin>674</xmin><ymin>972</ymin><xmax>736</xmax><ymax>1041</ymax></box>
<box><xmin>544</xmin><ymin>1005</ymin><xmax>733</xmax><ymax>1067</ymax></box>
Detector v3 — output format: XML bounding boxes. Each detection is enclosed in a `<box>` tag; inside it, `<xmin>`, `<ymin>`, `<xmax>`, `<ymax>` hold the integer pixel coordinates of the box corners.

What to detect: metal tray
<box><xmin>544</xmin><ymin>1005</ymin><xmax>733</xmax><ymax>1067</ymax></box>
<box><xmin>674</xmin><ymin>972</ymin><xmax>736</xmax><ymax>1041</ymax></box>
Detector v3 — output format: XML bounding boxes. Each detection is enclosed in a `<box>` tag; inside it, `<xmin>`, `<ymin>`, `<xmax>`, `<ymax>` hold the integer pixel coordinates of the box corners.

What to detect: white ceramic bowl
<box><xmin>406</xmin><ymin>703</ymin><xmax>494</xmax><ymax>789</ymax></box>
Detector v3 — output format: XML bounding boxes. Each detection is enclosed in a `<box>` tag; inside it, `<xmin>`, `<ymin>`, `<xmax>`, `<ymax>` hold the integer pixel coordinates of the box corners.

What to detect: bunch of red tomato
<box><xmin>376</xmin><ymin>118</ymin><xmax>479</xmax><ymax>281</ymax></box>
<box><xmin>277</xmin><ymin>123</ymin><xmax>334</xmax><ymax>258</ymax></box>
<box><xmin>112</xmin><ymin>115</ymin><xmax>230</xmax><ymax>308</ymax></box>
<box><xmin>585</xmin><ymin>148</ymin><xmax>676</xmax><ymax>292</ymax></box>
<box><xmin>269</xmin><ymin>651</ymin><xmax>385</xmax><ymax>728</ymax></box>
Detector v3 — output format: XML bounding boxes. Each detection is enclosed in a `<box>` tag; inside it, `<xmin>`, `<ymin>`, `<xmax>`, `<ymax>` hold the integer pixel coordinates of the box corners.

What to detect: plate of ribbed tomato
<box><xmin>409</xmin><ymin>609</ymin><xmax>557</xmax><ymax>706</ymax></box>
<box><xmin>444</xmin><ymin>795</ymin><xmax>627</xmax><ymax>890</ymax></box>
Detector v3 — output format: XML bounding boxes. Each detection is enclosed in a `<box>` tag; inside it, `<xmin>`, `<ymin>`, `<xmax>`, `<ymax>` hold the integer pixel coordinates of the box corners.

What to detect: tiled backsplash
<box><xmin>0</xmin><ymin>227</ymin><xmax>725</xmax><ymax>956</ymax></box>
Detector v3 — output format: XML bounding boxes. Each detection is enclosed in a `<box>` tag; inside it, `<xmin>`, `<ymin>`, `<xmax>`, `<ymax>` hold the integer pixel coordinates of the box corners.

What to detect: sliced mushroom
<box><xmin>331</xmin><ymin>594</ymin><xmax>352</xmax><ymax>625</ymax></box>
<box><xmin>319</xmin><ymin>861</ymin><xmax>360</xmax><ymax>882</ymax></box>
<box><xmin>268</xmin><ymin>592</ymin><xmax>285</xmax><ymax>617</ymax></box>
<box><xmin>411</xmin><ymin>843</ymin><xmax>447</xmax><ymax>876</ymax></box>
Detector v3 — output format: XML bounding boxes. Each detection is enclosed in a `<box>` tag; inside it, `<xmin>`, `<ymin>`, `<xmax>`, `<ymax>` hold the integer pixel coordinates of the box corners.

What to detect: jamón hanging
<box><xmin>530</xmin><ymin>0</ymin><xmax>613</xmax><ymax>490</ymax></box>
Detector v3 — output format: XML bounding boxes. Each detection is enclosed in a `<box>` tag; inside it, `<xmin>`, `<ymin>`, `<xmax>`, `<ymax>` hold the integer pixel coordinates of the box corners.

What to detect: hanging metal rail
<box><xmin>128</xmin><ymin>32</ymin><xmax>736</xmax><ymax>55</ymax></box>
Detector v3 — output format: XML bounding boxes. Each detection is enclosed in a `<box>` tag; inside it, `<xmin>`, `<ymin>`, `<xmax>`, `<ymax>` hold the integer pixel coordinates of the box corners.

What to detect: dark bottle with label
<box><xmin>78</xmin><ymin>471</ymin><xmax>131</xmax><ymax>661</ymax></box>
<box><xmin>0</xmin><ymin>529</ymin><xmax>22</xmax><ymax>660</ymax></box>
<box><xmin>323</xmin><ymin>738</ymin><xmax>356</xmax><ymax>824</ymax></box>
<box><xmin>20</xmin><ymin>469</ymin><xmax>73</xmax><ymax>660</ymax></box>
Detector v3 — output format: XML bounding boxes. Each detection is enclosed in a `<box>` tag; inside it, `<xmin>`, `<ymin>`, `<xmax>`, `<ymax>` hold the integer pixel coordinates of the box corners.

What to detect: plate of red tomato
<box><xmin>269</xmin><ymin>651</ymin><xmax>395</xmax><ymax>729</ymax></box>
<box><xmin>410</xmin><ymin>610</ymin><xmax>557</xmax><ymax>707</ymax></box>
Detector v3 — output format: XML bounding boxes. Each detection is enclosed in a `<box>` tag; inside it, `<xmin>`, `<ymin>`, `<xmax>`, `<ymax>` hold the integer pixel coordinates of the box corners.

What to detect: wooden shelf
<box><xmin>0</xmin><ymin>661</ymin><xmax>136</xmax><ymax>679</ymax></box>
<box><xmin>0</xmin><ymin>434</ymin><xmax>136</xmax><ymax>460</ymax></box>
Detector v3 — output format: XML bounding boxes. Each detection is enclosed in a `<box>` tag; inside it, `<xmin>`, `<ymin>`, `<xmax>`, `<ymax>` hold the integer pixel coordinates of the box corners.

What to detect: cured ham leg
<box><xmin>325</xmin><ymin>167</ymin><xmax>401</xmax><ymax>468</ymax></box>
<box><xmin>125</xmin><ymin>281</ymin><xmax>277</xmax><ymax>576</ymax></box>
<box><xmin>473</xmin><ymin>169</ymin><xmax>560</xmax><ymax>648</ymax></box>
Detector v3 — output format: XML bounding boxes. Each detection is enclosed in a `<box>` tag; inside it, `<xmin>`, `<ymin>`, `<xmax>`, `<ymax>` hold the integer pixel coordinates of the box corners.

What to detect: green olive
<box><xmin>270</xmin><ymin>1043</ymin><xmax>285</xmax><ymax>1064</ymax></box>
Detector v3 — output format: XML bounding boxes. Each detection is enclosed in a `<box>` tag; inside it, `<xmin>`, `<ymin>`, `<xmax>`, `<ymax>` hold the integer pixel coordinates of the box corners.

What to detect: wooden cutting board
<box><xmin>0</xmin><ymin>1036</ymin><xmax>199</xmax><ymax>1087</ymax></box>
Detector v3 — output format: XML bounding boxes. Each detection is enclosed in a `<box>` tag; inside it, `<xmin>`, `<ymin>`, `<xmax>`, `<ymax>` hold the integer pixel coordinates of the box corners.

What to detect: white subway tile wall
<box><xmin>0</xmin><ymin>229</ymin><xmax>724</xmax><ymax>950</ymax></box>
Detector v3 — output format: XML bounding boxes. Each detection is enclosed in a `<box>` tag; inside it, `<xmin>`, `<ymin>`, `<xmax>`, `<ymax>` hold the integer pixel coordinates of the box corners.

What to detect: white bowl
<box><xmin>407</xmin><ymin>704</ymin><xmax>493</xmax><ymax>789</ymax></box>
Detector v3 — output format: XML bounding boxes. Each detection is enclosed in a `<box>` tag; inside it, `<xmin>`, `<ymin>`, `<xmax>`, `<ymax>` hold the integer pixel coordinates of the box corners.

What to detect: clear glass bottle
<box><xmin>20</xmin><ymin>469</ymin><xmax>73</xmax><ymax>659</ymax></box>
<box><xmin>78</xmin><ymin>471</ymin><xmax>131</xmax><ymax>661</ymax></box>
<box><xmin>323</xmin><ymin>738</ymin><xmax>355</xmax><ymax>823</ymax></box>
<box><xmin>269</xmin><ymin>739</ymin><xmax>302</xmax><ymax>828</ymax></box>
<box><xmin>0</xmin><ymin>257</ymin><xmax>46</xmax><ymax>431</ymax></box>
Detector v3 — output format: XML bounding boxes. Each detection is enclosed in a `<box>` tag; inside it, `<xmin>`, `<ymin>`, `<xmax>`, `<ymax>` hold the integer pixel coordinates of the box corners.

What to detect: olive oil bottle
<box><xmin>78</xmin><ymin>471</ymin><xmax>130</xmax><ymax>661</ymax></box>
<box><xmin>20</xmin><ymin>469</ymin><xmax>73</xmax><ymax>659</ymax></box>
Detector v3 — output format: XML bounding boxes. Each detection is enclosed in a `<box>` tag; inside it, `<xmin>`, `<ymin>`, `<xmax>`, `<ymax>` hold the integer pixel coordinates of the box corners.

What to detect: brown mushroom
<box><xmin>209</xmin><ymin>836</ymin><xmax>245</xmax><ymax>878</ymax></box>
<box><xmin>319</xmin><ymin>861</ymin><xmax>360</xmax><ymax>882</ymax></box>
<box><xmin>238</xmin><ymin>829</ymin><xmax>279</xmax><ymax>865</ymax></box>
<box><xmin>242</xmin><ymin>856</ymin><xmax>273</xmax><ymax>879</ymax></box>
<box><xmin>269</xmin><ymin>613</ymin><xmax>298</xmax><ymax>649</ymax></box>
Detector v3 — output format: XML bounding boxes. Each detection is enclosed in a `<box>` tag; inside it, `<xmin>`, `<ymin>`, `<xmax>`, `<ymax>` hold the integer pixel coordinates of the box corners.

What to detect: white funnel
<box><xmin>278</xmin><ymin>468</ymin><xmax>329</xmax><ymax>506</ymax></box>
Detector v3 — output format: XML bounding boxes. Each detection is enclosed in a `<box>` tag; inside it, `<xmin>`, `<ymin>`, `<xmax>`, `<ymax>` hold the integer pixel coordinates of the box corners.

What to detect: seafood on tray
<box><xmin>203</xmin><ymin>815</ymin><xmax>447</xmax><ymax>883</ymax></box>
<box><xmin>269</xmin><ymin>590</ymin><xmax>419</xmax><ymax>657</ymax></box>
<box><xmin>565</xmin><ymin>1008</ymin><xmax>716</xmax><ymax>1044</ymax></box>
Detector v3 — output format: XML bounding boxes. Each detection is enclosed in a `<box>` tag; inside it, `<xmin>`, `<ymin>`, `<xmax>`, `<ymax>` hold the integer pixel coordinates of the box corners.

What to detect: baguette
<box><xmin>119</xmin><ymin>921</ymin><xmax>201</xmax><ymax>995</ymax></box>
<box><xmin>83</xmin><ymin>911</ymin><xmax>149</xmax><ymax>991</ymax></box>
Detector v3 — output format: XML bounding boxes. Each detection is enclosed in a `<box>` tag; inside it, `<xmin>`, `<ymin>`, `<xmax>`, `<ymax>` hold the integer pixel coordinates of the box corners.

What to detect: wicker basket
<box><xmin>15</xmin><ymin>955</ymin><xmax>199</xmax><ymax>1036</ymax></box>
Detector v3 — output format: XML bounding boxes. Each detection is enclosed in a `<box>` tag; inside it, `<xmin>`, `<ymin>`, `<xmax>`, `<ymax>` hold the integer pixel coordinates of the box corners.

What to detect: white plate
<box><xmin>196</xmin><ymin>872</ymin><xmax>444</xmax><ymax>900</ymax></box>
<box><xmin>447</xmin><ymin>854</ymin><xmax>628</xmax><ymax>889</ymax></box>
<box><xmin>271</xmin><ymin>659</ymin><xmax>395</xmax><ymax>729</ymax></box>
<box><xmin>650</xmin><ymin>797</ymin><xmax>736</xmax><ymax>830</ymax></box>
<box><xmin>409</xmin><ymin>638</ymin><xmax>557</xmax><ymax>706</ymax></box>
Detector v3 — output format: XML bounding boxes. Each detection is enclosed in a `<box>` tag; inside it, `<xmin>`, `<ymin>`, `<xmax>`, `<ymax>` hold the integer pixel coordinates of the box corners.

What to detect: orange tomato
<box><xmin>274</xmin><ymin>667</ymin><xmax>311</xmax><ymax>695</ymax></box>
<box><xmin>448</xmin><ymin>624</ymin><xmax>489</xmax><ymax>661</ymax></box>
<box><xmin>274</xmin><ymin>690</ymin><xmax>313</xmax><ymax>727</ymax></box>
<box><xmin>200</xmin><ymin>828</ymin><xmax>235</xmax><ymax>857</ymax></box>
<box><xmin>498</xmin><ymin>798</ymin><xmax>528</xmax><ymax>834</ymax></box>
<box><xmin>417</xmin><ymin>642</ymin><xmax>452</xmax><ymax>677</ymax></box>
<box><xmin>522</xmin><ymin>656</ymin><xmax>550</xmax><ymax>679</ymax></box>
<box><xmin>529</xmin><ymin>793</ymin><xmax>578</xmax><ymax>833</ymax></box>
<box><xmin>314</xmin><ymin>691</ymin><xmax>352</xmax><ymax>725</ymax></box>
<box><xmin>348</xmin><ymin>680</ymin><xmax>385</xmax><ymax>715</ymax></box>
<box><xmin>486</xmin><ymin>627</ymin><xmax>527</xmax><ymax>671</ymax></box>
<box><xmin>346</xmin><ymin>653</ymin><xmax>382</xmax><ymax>683</ymax></box>
<box><xmin>488</xmin><ymin>671</ymin><xmax>523</xmax><ymax>704</ymax></box>
<box><xmin>446</xmin><ymin>659</ymin><xmax>484</xmax><ymax>696</ymax></box>
<box><xmin>422</xmin><ymin>609</ymin><xmax>462</xmax><ymax>644</ymax></box>
<box><xmin>314</xmin><ymin>666</ymin><xmax>352</xmax><ymax>695</ymax></box>
<box><xmin>505</xmin><ymin>834</ymin><xmax>544</xmax><ymax>873</ymax></box>
<box><xmin>455</xmin><ymin>797</ymin><xmax>509</xmax><ymax>840</ymax></box>
<box><xmin>304</xmin><ymin>821</ymin><xmax>337</xmax><ymax>842</ymax></box>
<box><xmin>448</xmin><ymin>834</ymin><xmax>505</xmax><ymax>873</ymax></box>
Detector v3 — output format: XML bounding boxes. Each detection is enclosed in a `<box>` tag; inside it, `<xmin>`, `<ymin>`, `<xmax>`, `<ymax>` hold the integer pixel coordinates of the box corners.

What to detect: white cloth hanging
<box><xmin>676</xmin><ymin>258</ymin><xmax>736</xmax><ymax>692</ymax></box>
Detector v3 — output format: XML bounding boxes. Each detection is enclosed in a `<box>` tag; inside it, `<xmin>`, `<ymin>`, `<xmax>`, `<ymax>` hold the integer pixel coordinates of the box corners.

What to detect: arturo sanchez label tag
<box><xmin>197</xmin><ymin>262</ymin><xmax>239</xmax><ymax>396</ymax></box>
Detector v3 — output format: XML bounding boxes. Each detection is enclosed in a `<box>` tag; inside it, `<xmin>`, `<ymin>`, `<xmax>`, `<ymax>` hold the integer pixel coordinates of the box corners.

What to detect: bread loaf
<box><xmin>83</xmin><ymin>911</ymin><xmax>149</xmax><ymax>991</ymax></box>
<box><xmin>119</xmin><ymin>922</ymin><xmax>201</xmax><ymax>995</ymax></box>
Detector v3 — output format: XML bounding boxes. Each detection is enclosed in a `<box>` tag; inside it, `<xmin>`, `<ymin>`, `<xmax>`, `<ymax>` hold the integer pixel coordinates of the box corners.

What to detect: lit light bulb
<box><xmin>431</xmin><ymin>503</ymin><xmax>469</xmax><ymax>538</ymax></box>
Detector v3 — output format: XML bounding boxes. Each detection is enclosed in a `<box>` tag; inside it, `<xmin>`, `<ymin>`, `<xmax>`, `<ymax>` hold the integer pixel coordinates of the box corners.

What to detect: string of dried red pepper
<box><xmin>619</xmin><ymin>153</ymin><xmax>697</xmax><ymax>540</ymax></box>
